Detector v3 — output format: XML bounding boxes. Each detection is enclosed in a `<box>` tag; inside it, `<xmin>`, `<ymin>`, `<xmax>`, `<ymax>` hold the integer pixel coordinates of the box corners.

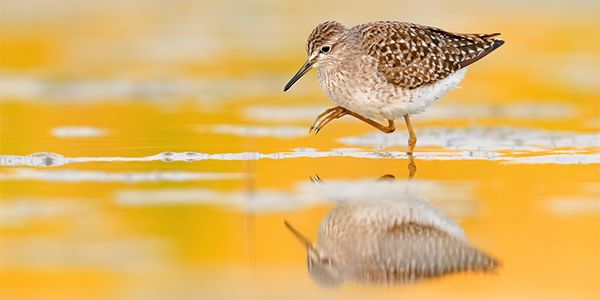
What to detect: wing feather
<box><xmin>356</xmin><ymin>22</ymin><xmax>504</xmax><ymax>89</ymax></box>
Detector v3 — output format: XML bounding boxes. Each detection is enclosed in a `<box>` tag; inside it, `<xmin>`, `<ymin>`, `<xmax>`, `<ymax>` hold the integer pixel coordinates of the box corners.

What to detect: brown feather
<box><xmin>354</xmin><ymin>22</ymin><xmax>504</xmax><ymax>89</ymax></box>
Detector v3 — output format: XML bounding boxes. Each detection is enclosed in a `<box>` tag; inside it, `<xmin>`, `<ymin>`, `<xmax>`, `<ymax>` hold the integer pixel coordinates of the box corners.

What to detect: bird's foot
<box><xmin>309</xmin><ymin>106</ymin><xmax>348</xmax><ymax>134</ymax></box>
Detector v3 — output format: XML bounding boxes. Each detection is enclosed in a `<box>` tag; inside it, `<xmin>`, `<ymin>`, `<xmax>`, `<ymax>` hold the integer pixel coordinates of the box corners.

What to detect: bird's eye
<box><xmin>320</xmin><ymin>45</ymin><xmax>331</xmax><ymax>53</ymax></box>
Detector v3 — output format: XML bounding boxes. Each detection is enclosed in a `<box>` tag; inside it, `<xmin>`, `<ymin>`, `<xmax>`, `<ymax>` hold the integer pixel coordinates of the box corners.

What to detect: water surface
<box><xmin>1</xmin><ymin>1</ymin><xmax>599</xmax><ymax>299</ymax></box>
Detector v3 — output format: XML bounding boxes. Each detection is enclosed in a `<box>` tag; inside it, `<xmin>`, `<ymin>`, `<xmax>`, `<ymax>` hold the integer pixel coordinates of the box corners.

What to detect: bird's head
<box><xmin>284</xmin><ymin>220</ymin><xmax>343</xmax><ymax>287</ymax></box>
<box><xmin>284</xmin><ymin>21</ymin><xmax>347</xmax><ymax>91</ymax></box>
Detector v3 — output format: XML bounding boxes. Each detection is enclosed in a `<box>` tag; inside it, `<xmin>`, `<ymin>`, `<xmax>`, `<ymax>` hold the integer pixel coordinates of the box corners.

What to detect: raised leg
<box><xmin>310</xmin><ymin>106</ymin><xmax>396</xmax><ymax>134</ymax></box>
<box><xmin>403</xmin><ymin>115</ymin><xmax>417</xmax><ymax>155</ymax></box>
<box><xmin>344</xmin><ymin>110</ymin><xmax>395</xmax><ymax>133</ymax></box>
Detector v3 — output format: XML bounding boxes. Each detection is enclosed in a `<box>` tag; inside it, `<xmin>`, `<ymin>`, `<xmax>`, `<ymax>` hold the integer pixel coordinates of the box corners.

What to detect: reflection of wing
<box><xmin>357</xmin><ymin>22</ymin><xmax>504</xmax><ymax>89</ymax></box>
<box><xmin>356</xmin><ymin>222</ymin><xmax>498</xmax><ymax>284</ymax></box>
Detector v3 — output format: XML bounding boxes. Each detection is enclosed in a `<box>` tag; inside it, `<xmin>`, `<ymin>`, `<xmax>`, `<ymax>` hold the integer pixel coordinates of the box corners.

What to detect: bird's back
<box><xmin>353</xmin><ymin>222</ymin><xmax>498</xmax><ymax>284</ymax></box>
<box><xmin>350</xmin><ymin>21</ymin><xmax>504</xmax><ymax>89</ymax></box>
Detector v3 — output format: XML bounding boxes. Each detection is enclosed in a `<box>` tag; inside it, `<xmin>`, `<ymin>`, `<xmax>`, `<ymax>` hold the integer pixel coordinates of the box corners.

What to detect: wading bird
<box><xmin>284</xmin><ymin>21</ymin><xmax>504</xmax><ymax>154</ymax></box>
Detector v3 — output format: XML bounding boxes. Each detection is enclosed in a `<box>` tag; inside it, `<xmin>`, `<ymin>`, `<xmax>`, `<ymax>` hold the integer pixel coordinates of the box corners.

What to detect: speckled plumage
<box><xmin>285</xmin><ymin>20</ymin><xmax>504</xmax><ymax>153</ymax></box>
<box><xmin>310</xmin><ymin>201</ymin><xmax>497</xmax><ymax>286</ymax></box>
<box><xmin>286</xmin><ymin>184</ymin><xmax>498</xmax><ymax>287</ymax></box>
<box><xmin>360</xmin><ymin>22</ymin><xmax>503</xmax><ymax>89</ymax></box>
<box><xmin>307</xmin><ymin>21</ymin><xmax>503</xmax><ymax>119</ymax></box>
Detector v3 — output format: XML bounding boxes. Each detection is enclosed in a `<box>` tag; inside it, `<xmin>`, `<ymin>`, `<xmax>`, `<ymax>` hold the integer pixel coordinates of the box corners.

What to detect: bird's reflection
<box><xmin>285</xmin><ymin>157</ymin><xmax>498</xmax><ymax>287</ymax></box>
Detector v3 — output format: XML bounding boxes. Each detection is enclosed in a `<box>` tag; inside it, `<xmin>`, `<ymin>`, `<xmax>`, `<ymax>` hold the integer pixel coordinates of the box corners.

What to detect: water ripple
<box><xmin>339</xmin><ymin>126</ymin><xmax>600</xmax><ymax>151</ymax></box>
<box><xmin>1</xmin><ymin>150</ymin><xmax>598</xmax><ymax>167</ymax></box>
<box><xmin>0</xmin><ymin>169</ymin><xmax>246</xmax><ymax>183</ymax></box>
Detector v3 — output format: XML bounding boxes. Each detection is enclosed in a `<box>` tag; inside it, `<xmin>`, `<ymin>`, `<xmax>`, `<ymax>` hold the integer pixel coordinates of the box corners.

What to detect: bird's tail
<box><xmin>477</xmin><ymin>32</ymin><xmax>502</xmax><ymax>39</ymax></box>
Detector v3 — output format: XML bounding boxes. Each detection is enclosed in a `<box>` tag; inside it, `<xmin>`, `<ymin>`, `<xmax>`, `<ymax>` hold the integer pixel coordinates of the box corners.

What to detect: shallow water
<box><xmin>1</xmin><ymin>1</ymin><xmax>599</xmax><ymax>299</ymax></box>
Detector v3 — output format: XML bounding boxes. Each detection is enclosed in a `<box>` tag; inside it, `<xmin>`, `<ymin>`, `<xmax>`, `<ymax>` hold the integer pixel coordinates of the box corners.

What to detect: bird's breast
<box><xmin>316</xmin><ymin>66</ymin><xmax>354</xmax><ymax>103</ymax></box>
<box><xmin>316</xmin><ymin>57</ymin><xmax>399</xmax><ymax>119</ymax></box>
<box><xmin>316</xmin><ymin>59</ymin><xmax>467</xmax><ymax>120</ymax></box>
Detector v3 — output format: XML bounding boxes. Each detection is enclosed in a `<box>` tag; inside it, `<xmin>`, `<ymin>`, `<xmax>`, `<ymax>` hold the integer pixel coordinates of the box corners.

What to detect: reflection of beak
<box><xmin>284</xmin><ymin>220</ymin><xmax>316</xmax><ymax>252</ymax></box>
<box><xmin>284</xmin><ymin>60</ymin><xmax>313</xmax><ymax>91</ymax></box>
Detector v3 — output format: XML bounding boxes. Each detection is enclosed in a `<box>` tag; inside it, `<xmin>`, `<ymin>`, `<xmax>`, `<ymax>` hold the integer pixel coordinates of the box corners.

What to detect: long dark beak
<box><xmin>284</xmin><ymin>60</ymin><xmax>313</xmax><ymax>91</ymax></box>
<box><xmin>284</xmin><ymin>220</ymin><xmax>316</xmax><ymax>252</ymax></box>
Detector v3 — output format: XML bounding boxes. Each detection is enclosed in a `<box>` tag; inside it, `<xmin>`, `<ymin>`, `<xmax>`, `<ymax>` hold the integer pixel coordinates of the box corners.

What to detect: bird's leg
<box><xmin>407</xmin><ymin>153</ymin><xmax>416</xmax><ymax>180</ymax></box>
<box><xmin>309</xmin><ymin>106</ymin><xmax>348</xmax><ymax>134</ymax></box>
<box><xmin>377</xmin><ymin>154</ymin><xmax>416</xmax><ymax>181</ymax></box>
<box><xmin>403</xmin><ymin>115</ymin><xmax>417</xmax><ymax>155</ymax></box>
<box><xmin>343</xmin><ymin>110</ymin><xmax>396</xmax><ymax>134</ymax></box>
<box><xmin>309</xmin><ymin>107</ymin><xmax>339</xmax><ymax>133</ymax></box>
<box><xmin>377</xmin><ymin>174</ymin><xmax>396</xmax><ymax>181</ymax></box>
<box><xmin>310</xmin><ymin>106</ymin><xmax>397</xmax><ymax>135</ymax></box>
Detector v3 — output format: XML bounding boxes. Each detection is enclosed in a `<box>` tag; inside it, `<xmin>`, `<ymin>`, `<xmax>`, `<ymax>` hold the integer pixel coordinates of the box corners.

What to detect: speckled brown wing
<box><xmin>357</xmin><ymin>223</ymin><xmax>498</xmax><ymax>284</ymax></box>
<box><xmin>357</xmin><ymin>22</ymin><xmax>504</xmax><ymax>89</ymax></box>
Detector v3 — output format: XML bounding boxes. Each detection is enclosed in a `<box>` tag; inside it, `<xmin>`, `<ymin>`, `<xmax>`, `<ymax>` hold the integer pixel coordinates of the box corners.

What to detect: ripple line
<box><xmin>1</xmin><ymin>150</ymin><xmax>598</xmax><ymax>167</ymax></box>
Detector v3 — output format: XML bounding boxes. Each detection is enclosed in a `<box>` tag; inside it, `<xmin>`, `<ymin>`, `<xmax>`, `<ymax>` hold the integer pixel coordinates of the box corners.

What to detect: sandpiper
<box><xmin>284</xmin><ymin>21</ymin><xmax>504</xmax><ymax>154</ymax></box>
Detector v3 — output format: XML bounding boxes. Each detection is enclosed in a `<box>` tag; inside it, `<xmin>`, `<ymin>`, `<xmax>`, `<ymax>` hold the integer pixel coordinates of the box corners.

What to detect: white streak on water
<box><xmin>546</xmin><ymin>198</ymin><xmax>600</xmax><ymax>216</ymax></box>
<box><xmin>50</xmin><ymin>126</ymin><xmax>106</xmax><ymax>138</ymax></box>
<box><xmin>308</xmin><ymin>180</ymin><xmax>476</xmax><ymax>220</ymax></box>
<box><xmin>0</xmin><ymin>150</ymin><xmax>410</xmax><ymax>167</ymax></box>
<box><xmin>339</xmin><ymin>127</ymin><xmax>600</xmax><ymax>151</ymax></box>
<box><xmin>201</xmin><ymin>124</ymin><xmax>307</xmax><ymax>138</ymax></box>
<box><xmin>421</xmin><ymin>103</ymin><xmax>575</xmax><ymax>120</ymax></box>
<box><xmin>0</xmin><ymin>76</ymin><xmax>292</xmax><ymax>103</ymax></box>
<box><xmin>0</xmin><ymin>169</ymin><xmax>246</xmax><ymax>183</ymax></box>
<box><xmin>244</xmin><ymin>105</ymin><xmax>327</xmax><ymax>122</ymax></box>
<box><xmin>1</xmin><ymin>150</ymin><xmax>599</xmax><ymax>167</ymax></box>
<box><xmin>115</xmin><ymin>180</ymin><xmax>474</xmax><ymax>219</ymax></box>
<box><xmin>0</xmin><ymin>198</ymin><xmax>92</xmax><ymax>227</ymax></box>
<box><xmin>508</xmin><ymin>154</ymin><xmax>600</xmax><ymax>165</ymax></box>
<box><xmin>115</xmin><ymin>187</ymin><xmax>324</xmax><ymax>212</ymax></box>
<box><xmin>1</xmin><ymin>237</ymin><xmax>168</xmax><ymax>270</ymax></box>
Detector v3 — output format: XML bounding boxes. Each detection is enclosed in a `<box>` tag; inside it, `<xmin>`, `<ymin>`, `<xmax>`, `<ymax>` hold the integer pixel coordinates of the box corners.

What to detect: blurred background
<box><xmin>1</xmin><ymin>1</ymin><xmax>599</xmax><ymax>299</ymax></box>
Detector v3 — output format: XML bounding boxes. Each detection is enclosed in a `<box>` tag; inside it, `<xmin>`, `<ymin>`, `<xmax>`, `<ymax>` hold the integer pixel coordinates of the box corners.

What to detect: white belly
<box><xmin>323</xmin><ymin>68</ymin><xmax>467</xmax><ymax>121</ymax></box>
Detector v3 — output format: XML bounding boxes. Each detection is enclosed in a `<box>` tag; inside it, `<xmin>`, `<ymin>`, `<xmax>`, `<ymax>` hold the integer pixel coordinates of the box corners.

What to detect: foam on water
<box><xmin>339</xmin><ymin>126</ymin><xmax>600</xmax><ymax>151</ymax></box>
<box><xmin>0</xmin><ymin>150</ymin><xmax>408</xmax><ymax>167</ymax></box>
<box><xmin>1</xmin><ymin>149</ymin><xmax>599</xmax><ymax>167</ymax></box>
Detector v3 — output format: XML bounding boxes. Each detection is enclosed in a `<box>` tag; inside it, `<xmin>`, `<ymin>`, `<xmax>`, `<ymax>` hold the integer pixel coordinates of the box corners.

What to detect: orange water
<box><xmin>1</xmin><ymin>1</ymin><xmax>599</xmax><ymax>299</ymax></box>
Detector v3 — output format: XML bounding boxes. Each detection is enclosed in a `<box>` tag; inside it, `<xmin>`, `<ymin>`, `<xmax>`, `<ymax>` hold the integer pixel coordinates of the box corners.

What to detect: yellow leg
<box><xmin>407</xmin><ymin>154</ymin><xmax>416</xmax><ymax>180</ymax></box>
<box><xmin>403</xmin><ymin>115</ymin><xmax>417</xmax><ymax>155</ymax></box>
<box><xmin>310</xmin><ymin>106</ymin><xmax>396</xmax><ymax>134</ymax></box>
<box><xmin>309</xmin><ymin>107</ymin><xmax>340</xmax><ymax>133</ymax></box>
<box><xmin>378</xmin><ymin>155</ymin><xmax>416</xmax><ymax>181</ymax></box>
<box><xmin>345</xmin><ymin>110</ymin><xmax>395</xmax><ymax>133</ymax></box>
<box><xmin>309</xmin><ymin>107</ymin><xmax>347</xmax><ymax>134</ymax></box>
